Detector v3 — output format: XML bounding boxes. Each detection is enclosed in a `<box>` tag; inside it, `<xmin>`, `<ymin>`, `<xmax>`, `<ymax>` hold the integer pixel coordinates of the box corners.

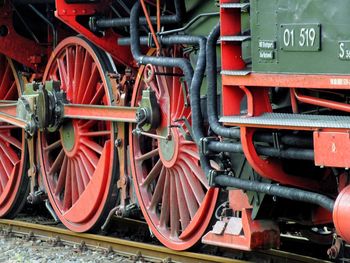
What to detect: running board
<box><xmin>220</xmin><ymin>113</ymin><xmax>350</xmax><ymax>130</ymax></box>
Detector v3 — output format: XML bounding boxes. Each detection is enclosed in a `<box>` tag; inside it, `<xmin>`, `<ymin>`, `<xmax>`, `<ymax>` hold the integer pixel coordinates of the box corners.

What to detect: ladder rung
<box><xmin>220</xmin><ymin>35</ymin><xmax>251</xmax><ymax>42</ymax></box>
<box><xmin>221</xmin><ymin>70</ymin><xmax>251</xmax><ymax>76</ymax></box>
<box><xmin>220</xmin><ymin>3</ymin><xmax>250</xmax><ymax>10</ymax></box>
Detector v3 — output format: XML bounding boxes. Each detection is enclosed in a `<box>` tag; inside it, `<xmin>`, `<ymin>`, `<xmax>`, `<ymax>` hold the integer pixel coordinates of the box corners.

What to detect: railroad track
<box><xmin>0</xmin><ymin>219</ymin><xmax>331</xmax><ymax>263</ymax></box>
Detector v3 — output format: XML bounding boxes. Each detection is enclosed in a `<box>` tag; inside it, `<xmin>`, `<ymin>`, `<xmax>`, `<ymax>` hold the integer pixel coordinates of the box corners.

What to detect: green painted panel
<box><xmin>251</xmin><ymin>0</ymin><xmax>350</xmax><ymax>74</ymax></box>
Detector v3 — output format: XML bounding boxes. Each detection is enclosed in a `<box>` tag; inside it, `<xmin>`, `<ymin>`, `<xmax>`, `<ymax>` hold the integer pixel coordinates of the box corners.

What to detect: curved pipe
<box><xmin>214</xmin><ymin>175</ymin><xmax>335</xmax><ymax>212</ymax></box>
<box><xmin>207</xmin><ymin>23</ymin><xmax>240</xmax><ymax>139</ymax></box>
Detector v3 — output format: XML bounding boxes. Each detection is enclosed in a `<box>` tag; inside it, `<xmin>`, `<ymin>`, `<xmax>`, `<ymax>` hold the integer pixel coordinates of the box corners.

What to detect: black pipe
<box><xmin>130</xmin><ymin>1</ymin><xmax>212</xmax><ymax>173</ymax></box>
<box><xmin>254</xmin><ymin>132</ymin><xmax>313</xmax><ymax>148</ymax></box>
<box><xmin>207</xmin><ymin>23</ymin><xmax>240</xmax><ymax>139</ymax></box>
<box><xmin>93</xmin><ymin>0</ymin><xmax>184</xmax><ymax>30</ymax></box>
<box><xmin>214</xmin><ymin>175</ymin><xmax>335</xmax><ymax>212</ymax></box>
<box><xmin>207</xmin><ymin>141</ymin><xmax>314</xmax><ymax>161</ymax></box>
<box><xmin>255</xmin><ymin>146</ymin><xmax>314</xmax><ymax>160</ymax></box>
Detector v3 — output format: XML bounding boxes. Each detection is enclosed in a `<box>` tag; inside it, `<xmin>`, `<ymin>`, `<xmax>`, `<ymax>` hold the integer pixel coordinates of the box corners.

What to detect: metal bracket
<box><xmin>200</xmin><ymin>136</ymin><xmax>220</xmax><ymax>156</ymax></box>
<box><xmin>208</xmin><ymin>169</ymin><xmax>229</xmax><ymax>187</ymax></box>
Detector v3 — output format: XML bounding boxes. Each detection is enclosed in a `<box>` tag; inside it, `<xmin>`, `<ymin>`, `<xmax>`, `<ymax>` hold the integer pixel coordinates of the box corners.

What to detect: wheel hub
<box><xmin>60</xmin><ymin>121</ymin><xmax>77</xmax><ymax>155</ymax></box>
<box><xmin>158</xmin><ymin>128</ymin><xmax>179</xmax><ymax>168</ymax></box>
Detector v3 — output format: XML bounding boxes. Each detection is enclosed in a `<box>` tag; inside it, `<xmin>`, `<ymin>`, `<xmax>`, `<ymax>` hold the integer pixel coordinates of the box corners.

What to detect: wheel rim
<box><xmin>0</xmin><ymin>55</ymin><xmax>28</xmax><ymax>218</ymax></box>
<box><xmin>38</xmin><ymin>37</ymin><xmax>118</xmax><ymax>232</ymax></box>
<box><xmin>130</xmin><ymin>60</ymin><xmax>219</xmax><ymax>250</ymax></box>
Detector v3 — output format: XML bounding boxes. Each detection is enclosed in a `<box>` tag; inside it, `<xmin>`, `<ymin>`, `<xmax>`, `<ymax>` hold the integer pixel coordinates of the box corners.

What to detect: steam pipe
<box><xmin>92</xmin><ymin>0</ymin><xmax>184</xmax><ymax>30</ymax></box>
<box><xmin>207</xmin><ymin>23</ymin><xmax>240</xmax><ymax>139</ymax></box>
<box><xmin>213</xmin><ymin>175</ymin><xmax>334</xmax><ymax>212</ymax></box>
<box><xmin>207</xmin><ymin>141</ymin><xmax>314</xmax><ymax>161</ymax></box>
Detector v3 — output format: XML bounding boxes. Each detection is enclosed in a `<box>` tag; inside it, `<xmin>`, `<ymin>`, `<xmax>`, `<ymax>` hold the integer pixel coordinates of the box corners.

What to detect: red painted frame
<box><xmin>55</xmin><ymin>0</ymin><xmax>133</xmax><ymax>67</ymax></box>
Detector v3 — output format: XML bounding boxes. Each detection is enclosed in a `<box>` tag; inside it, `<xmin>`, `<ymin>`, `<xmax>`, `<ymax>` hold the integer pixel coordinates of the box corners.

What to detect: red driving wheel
<box><xmin>130</xmin><ymin>56</ymin><xmax>219</xmax><ymax>250</ymax></box>
<box><xmin>0</xmin><ymin>55</ymin><xmax>28</xmax><ymax>218</ymax></box>
<box><xmin>38</xmin><ymin>37</ymin><xmax>119</xmax><ymax>232</ymax></box>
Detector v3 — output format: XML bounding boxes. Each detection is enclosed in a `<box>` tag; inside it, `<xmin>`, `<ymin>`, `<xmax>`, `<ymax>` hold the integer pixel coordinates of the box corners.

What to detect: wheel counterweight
<box><xmin>0</xmin><ymin>55</ymin><xmax>28</xmax><ymax>218</ymax></box>
<box><xmin>130</xmin><ymin>60</ymin><xmax>219</xmax><ymax>250</ymax></box>
<box><xmin>38</xmin><ymin>37</ymin><xmax>119</xmax><ymax>232</ymax></box>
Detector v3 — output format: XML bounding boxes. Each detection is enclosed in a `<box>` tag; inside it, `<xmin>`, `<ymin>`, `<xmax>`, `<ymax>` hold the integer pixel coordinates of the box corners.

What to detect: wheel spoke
<box><xmin>179</xmin><ymin>161</ymin><xmax>205</xmax><ymax>204</ymax></box>
<box><xmin>175</xmin><ymin>165</ymin><xmax>198</xmax><ymax>219</ymax></box>
<box><xmin>80</xmin><ymin>138</ymin><xmax>103</xmax><ymax>155</ymax></box>
<box><xmin>159</xmin><ymin>170</ymin><xmax>170</xmax><ymax>227</ymax></box>
<box><xmin>0</xmin><ymin>148</ymin><xmax>13</xmax><ymax>177</ymax></box>
<box><xmin>175</xmin><ymin>81</ymin><xmax>184</xmax><ymax>118</ymax></box>
<box><xmin>55</xmin><ymin>156</ymin><xmax>68</xmax><ymax>196</ymax></box>
<box><xmin>57</xmin><ymin>58</ymin><xmax>68</xmax><ymax>91</ymax></box>
<box><xmin>136</xmin><ymin>148</ymin><xmax>159</xmax><ymax>162</ymax></box>
<box><xmin>181</xmin><ymin>147</ymin><xmax>200</xmax><ymax>161</ymax></box>
<box><xmin>181</xmin><ymin>157</ymin><xmax>209</xmax><ymax>189</ymax></box>
<box><xmin>48</xmin><ymin>149</ymin><xmax>65</xmax><ymax>176</ymax></box>
<box><xmin>70</xmin><ymin>159</ymin><xmax>79</xmax><ymax>205</ymax></box>
<box><xmin>77</xmin><ymin>53</ymin><xmax>92</xmax><ymax>103</ymax></box>
<box><xmin>73</xmin><ymin>46</ymin><xmax>84</xmax><ymax>102</ymax></box>
<box><xmin>174</xmin><ymin>171</ymin><xmax>190</xmax><ymax>230</ymax></box>
<box><xmin>44</xmin><ymin>139</ymin><xmax>62</xmax><ymax>152</ymax></box>
<box><xmin>0</xmin><ymin>133</ymin><xmax>22</xmax><ymax>150</ymax></box>
<box><xmin>81</xmin><ymin>64</ymin><xmax>99</xmax><ymax>104</ymax></box>
<box><xmin>169</xmin><ymin>170</ymin><xmax>179</xmax><ymax>237</ymax></box>
<box><xmin>0</xmin><ymin>140</ymin><xmax>19</xmax><ymax>165</ymax></box>
<box><xmin>89</xmin><ymin>83</ymin><xmax>104</xmax><ymax>105</ymax></box>
<box><xmin>0</xmin><ymin>162</ymin><xmax>8</xmax><ymax>190</ymax></box>
<box><xmin>149</xmin><ymin>166</ymin><xmax>166</xmax><ymax>210</ymax></box>
<box><xmin>65</xmin><ymin>47</ymin><xmax>75</xmax><ymax>99</ymax></box>
<box><xmin>142</xmin><ymin>159</ymin><xmax>162</xmax><ymax>187</ymax></box>
<box><xmin>80</xmin><ymin>145</ymin><xmax>99</xmax><ymax>169</ymax></box>
<box><xmin>76</xmin><ymin>155</ymin><xmax>90</xmax><ymax>187</ymax></box>
<box><xmin>73</xmin><ymin>159</ymin><xmax>84</xmax><ymax>196</ymax></box>
<box><xmin>79</xmin><ymin>119</ymin><xmax>97</xmax><ymax>130</ymax></box>
<box><xmin>63</xmin><ymin>160</ymin><xmax>72</xmax><ymax>210</ymax></box>
<box><xmin>78</xmin><ymin>151</ymin><xmax>94</xmax><ymax>179</ymax></box>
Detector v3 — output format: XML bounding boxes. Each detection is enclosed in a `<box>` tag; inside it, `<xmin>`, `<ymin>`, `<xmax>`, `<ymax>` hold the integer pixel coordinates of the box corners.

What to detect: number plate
<box><xmin>280</xmin><ymin>24</ymin><xmax>321</xmax><ymax>52</ymax></box>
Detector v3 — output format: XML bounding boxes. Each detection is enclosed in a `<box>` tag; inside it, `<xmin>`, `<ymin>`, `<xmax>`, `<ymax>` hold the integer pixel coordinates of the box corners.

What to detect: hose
<box><xmin>214</xmin><ymin>175</ymin><xmax>335</xmax><ymax>212</ymax></box>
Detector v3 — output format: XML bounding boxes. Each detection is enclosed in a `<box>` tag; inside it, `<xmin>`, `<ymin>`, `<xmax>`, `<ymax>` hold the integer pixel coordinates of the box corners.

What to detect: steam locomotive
<box><xmin>0</xmin><ymin>0</ymin><xmax>348</xmax><ymax>259</ymax></box>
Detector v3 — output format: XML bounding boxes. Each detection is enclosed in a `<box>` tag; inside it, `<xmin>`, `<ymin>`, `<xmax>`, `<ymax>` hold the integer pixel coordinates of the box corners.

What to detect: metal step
<box><xmin>220</xmin><ymin>3</ymin><xmax>250</xmax><ymax>10</ymax></box>
<box><xmin>220</xmin><ymin>35</ymin><xmax>251</xmax><ymax>42</ymax></box>
<box><xmin>221</xmin><ymin>70</ymin><xmax>251</xmax><ymax>76</ymax></box>
<box><xmin>220</xmin><ymin>113</ymin><xmax>350</xmax><ymax>129</ymax></box>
